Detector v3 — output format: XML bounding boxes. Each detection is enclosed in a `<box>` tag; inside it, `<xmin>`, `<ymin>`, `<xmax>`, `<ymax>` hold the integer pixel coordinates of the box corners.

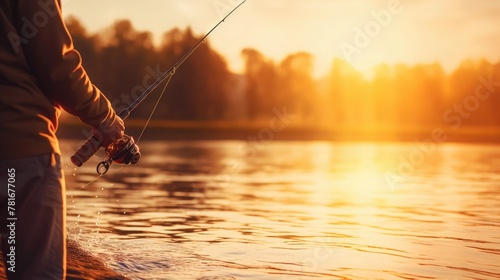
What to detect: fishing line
<box><xmin>68</xmin><ymin>68</ymin><xmax>178</xmax><ymax>245</ymax></box>
<box><xmin>70</xmin><ymin>0</ymin><xmax>247</xmax><ymax>175</ymax></box>
<box><xmin>77</xmin><ymin>173</ymin><xmax>104</xmax><ymax>190</ymax></box>
<box><xmin>69</xmin><ymin>68</ymin><xmax>173</xmax><ymax>188</ymax></box>
<box><xmin>65</xmin><ymin>0</ymin><xmax>246</xmax><ymax>252</ymax></box>
<box><xmin>68</xmin><ymin>74</ymin><xmax>169</xmax><ymax>186</ymax></box>
<box><xmin>136</xmin><ymin>69</ymin><xmax>175</xmax><ymax>144</ymax></box>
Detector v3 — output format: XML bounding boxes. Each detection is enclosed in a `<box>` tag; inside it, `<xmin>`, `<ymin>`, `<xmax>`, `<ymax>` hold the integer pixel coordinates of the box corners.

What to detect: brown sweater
<box><xmin>0</xmin><ymin>0</ymin><xmax>116</xmax><ymax>160</ymax></box>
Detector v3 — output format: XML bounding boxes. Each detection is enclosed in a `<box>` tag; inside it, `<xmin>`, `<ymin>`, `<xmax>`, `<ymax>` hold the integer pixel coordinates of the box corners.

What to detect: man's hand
<box><xmin>93</xmin><ymin>116</ymin><xmax>125</xmax><ymax>148</ymax></box>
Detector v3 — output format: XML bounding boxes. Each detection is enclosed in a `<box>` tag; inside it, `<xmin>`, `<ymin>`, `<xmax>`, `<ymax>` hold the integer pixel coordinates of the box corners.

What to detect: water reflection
<box><xmin>63</xmin><ymin>140</ymin><xmax>500</xmax><ymax>279</ymax></box>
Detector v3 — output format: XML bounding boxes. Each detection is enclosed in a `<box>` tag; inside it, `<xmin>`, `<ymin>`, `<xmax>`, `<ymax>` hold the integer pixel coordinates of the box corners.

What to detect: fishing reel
<box><xmin>96</xmin><ymin>134</ymin><xmax>141</xmax><ymax>175</ymax></box>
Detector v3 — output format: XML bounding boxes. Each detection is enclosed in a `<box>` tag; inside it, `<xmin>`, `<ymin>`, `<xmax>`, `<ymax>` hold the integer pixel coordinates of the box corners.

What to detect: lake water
<box><xmin>61</xmin><ymin>140</ymin><xmax>500</xmax><ymax>279</ymax></box>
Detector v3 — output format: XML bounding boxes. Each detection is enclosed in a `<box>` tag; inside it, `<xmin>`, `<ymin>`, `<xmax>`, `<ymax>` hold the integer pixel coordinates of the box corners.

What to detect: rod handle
<box><xmin>70</xmin><ymin>135</ymin><xmax>101</xmax><ymax>167</ymax></box>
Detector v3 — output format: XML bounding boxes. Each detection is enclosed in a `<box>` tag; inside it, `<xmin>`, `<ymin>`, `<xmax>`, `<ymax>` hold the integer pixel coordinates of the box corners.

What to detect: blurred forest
<box><xmin>65</xmin><ymin>17</ymin><xmax>500</xmax><ymax>139</ymax></box>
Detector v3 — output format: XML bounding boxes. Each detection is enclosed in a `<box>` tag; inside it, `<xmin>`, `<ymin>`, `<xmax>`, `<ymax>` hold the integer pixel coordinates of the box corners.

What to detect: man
<box><xmin>0</xmin><ymin>0</ymin><xmax>124</xmax><ymax>279</ymax></box>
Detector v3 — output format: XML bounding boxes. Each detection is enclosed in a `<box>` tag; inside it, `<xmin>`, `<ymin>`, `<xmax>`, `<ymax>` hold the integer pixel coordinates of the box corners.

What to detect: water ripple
<box><xmin>63</xmin><ymin>140</ymin><xmax>500</xmax><ymax>279</ymax></box>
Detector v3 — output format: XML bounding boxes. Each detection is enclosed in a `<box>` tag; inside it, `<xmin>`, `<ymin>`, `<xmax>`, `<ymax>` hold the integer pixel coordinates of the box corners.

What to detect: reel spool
<box><xmin>97</xmin><ymin>134</ymin><xmax>141</xmax><ymax>175</ymax></box>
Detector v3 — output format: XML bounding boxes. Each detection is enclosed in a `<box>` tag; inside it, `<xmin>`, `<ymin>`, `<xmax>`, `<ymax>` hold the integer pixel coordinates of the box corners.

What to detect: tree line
<box><xmin>66</xmin><ymin>17</ymin><xmax>500</xmax><ymax>132</ymax></box>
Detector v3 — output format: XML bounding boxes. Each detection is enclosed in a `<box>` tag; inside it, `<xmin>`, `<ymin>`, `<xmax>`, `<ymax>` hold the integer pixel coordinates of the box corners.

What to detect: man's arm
<box><xmin>15</xmin><ymin>0</ymin><xmax>123</xmax><ymax>145</ymax></box>
<box><xmin>16</xmin><ymin>0</ymin><xmax>117</xmax><ymax>129</ymax></box>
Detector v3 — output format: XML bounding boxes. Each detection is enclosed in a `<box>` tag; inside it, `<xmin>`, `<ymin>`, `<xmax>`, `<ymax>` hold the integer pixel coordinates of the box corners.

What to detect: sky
<box><xmin>62</xmin><ymin>0</ymin><xmax>500</xmax><ymax>78</ymax></box>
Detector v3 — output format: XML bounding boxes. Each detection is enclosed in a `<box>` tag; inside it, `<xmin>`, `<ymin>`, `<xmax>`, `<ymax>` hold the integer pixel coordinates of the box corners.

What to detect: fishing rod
<box><xmin>71</xmin><ymin>0</ymin><xmax>246</xmax><ymax>174</ymax></box>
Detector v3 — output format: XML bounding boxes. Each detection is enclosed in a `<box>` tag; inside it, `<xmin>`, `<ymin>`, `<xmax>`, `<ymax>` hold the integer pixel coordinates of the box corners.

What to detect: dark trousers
<box><xmin>0</xmin><ymin>153</ymin><xmax>66</xmax><ymax>280</ymax></box>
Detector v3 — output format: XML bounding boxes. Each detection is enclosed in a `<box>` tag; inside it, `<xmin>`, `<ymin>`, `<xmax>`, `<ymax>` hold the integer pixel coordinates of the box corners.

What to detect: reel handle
<box><xmin>70</xmin><ymin>135</ymin><xmax>101</xmax><ymax>167</ymax></box>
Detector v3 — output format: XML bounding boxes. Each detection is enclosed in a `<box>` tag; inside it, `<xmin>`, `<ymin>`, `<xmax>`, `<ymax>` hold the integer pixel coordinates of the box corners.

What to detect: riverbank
<box><xmin>57</xmin><ymin>118</ymin><xmax>500</xmax><ymax>143</ymax></box>
<box><xmin>0</xmin><ymin>239</ymin><xmax>128</xmax><ymax>280</ymax></box>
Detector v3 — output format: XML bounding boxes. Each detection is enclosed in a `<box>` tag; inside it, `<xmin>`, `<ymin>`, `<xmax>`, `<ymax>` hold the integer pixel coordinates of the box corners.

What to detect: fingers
<box><xmin>115</xmin><ymin>116</ymin><xmax>125</xmax><ymax>138</ymax></box>
<box><xmin>93</xmin><ymin>116</ymin><xmax>126</xmax><ymax>148</ymax></box>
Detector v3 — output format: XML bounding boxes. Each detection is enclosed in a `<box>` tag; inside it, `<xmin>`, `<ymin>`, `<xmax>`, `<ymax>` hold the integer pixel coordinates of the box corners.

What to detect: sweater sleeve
<box><xmin>16</xmin><ymin>0</ymin><xmax>116</xmax><ymax>128</ymax></box>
